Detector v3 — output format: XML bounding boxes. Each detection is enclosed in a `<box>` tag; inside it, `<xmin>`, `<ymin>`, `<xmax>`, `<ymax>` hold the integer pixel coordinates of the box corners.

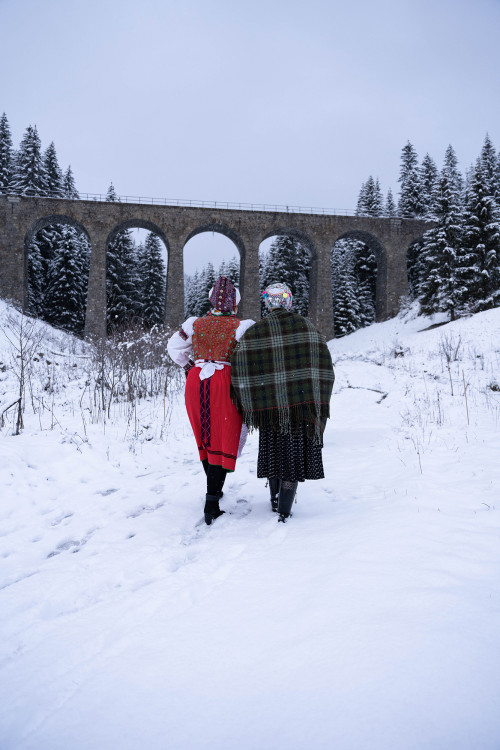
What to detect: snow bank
<box><xmin>1</xmin><ymin>301</ymin><xmax>499</xmax><ymax>750</ymax></box>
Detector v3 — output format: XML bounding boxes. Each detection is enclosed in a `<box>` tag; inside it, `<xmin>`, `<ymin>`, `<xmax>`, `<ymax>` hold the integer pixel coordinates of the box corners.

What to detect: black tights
<box><xmin>202</xmin><ymin>458</ymin><xmax>227</xmax><ymax>496</ymax></box>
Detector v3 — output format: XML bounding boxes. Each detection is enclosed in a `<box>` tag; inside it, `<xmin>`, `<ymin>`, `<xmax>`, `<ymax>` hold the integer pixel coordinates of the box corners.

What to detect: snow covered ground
<box><xmin>1</xmin><ymin>299</ymin><xmax>500</xmax><ymax>750</ymax></box>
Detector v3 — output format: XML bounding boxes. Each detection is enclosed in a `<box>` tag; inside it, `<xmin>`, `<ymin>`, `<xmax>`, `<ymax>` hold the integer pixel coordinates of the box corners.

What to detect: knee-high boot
<box><xmin>206</xmin><ymin>463</ymin><xmax>227</xmax><ymax>500</ymax></box>
<box><xmin>277</xmin><ymin>480</ymin><xmax>298</xmax><ymax>522</ymax></box>
<box><xmin>269</xmin><ymin>477</ymin><xmax>280</xmax><ymax>512</ymax></box>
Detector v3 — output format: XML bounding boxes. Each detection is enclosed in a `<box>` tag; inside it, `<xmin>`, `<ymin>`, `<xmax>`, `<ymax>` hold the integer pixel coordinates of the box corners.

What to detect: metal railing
<box><xmin>4</xmin><ymin>191</ymin><xmax>423</xmax><ymax>220</ymax></box>
<box><xmin>73</xmin><ymin>193</ymin><xmax>361</xmax><ymax>216</ymax></box>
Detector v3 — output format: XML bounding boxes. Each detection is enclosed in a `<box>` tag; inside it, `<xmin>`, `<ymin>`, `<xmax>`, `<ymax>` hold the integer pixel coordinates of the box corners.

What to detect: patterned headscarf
<box><xmin>262</xmin><ymin>282</ymin><xmax>293</xmax><ymax>311</ymax></box>
<box><xmin>208</xmin><ymin>276</ymin><xmax>241</xmax><ymax>312</ymax></box>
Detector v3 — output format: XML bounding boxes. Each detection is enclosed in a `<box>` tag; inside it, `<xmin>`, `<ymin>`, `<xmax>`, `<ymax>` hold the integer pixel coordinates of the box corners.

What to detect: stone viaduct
<box><xmin>0</xmin><ymin>194</ymin><xmax>431</xmax><ymax>339</ymax></box>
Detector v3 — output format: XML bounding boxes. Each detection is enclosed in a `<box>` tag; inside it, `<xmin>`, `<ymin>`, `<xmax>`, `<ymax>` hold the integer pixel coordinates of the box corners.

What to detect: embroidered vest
<box><xmin>192</xmin><ymin>315</ymin><xmax>240</xmax><ymax>362</ymax></box>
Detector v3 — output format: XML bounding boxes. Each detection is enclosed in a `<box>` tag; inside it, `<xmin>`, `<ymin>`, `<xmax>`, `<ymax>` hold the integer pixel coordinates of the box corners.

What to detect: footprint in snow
<box><xmin>127</xmin><ymin>502</ymin><xmax>164</xmax><ymax>519</ymax></box>
<box><xmin>47</xmin><ymin>529</ymin><xmax>97</xmax><ymax>558</ymax></box>
<box><xmin>226</xmin><ymin>498</ymin><xmax>252</xmax><ymax>518</ymax></box>
<box><xmin>47</xmin><ymin>540</ymin><xmax>80</xmax><ymax>557</ymax></box>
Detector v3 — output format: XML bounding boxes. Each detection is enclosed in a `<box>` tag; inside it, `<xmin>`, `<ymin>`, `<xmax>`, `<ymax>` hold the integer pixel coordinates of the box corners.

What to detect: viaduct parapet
<box><xmin>0</xmin><ymin>195</ymin><xmax>431</xmax><ymax>339</ymax></box>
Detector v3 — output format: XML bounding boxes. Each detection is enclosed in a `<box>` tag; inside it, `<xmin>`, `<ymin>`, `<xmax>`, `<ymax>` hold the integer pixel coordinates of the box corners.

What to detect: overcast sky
<box><xmin>2</xmin><ymin>0</ymin><xmax>500</xmax><ymax>271</ymax></box>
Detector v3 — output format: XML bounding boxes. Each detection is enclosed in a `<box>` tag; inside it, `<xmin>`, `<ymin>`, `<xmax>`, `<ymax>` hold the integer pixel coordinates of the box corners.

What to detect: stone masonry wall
<box><xmin>0</xmin><ymin>195</ymin><xmax>431</xmax><ymax>339</ymax></box>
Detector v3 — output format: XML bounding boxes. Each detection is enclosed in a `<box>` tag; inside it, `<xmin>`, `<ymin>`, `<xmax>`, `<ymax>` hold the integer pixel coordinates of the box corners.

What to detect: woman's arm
<box><xmin>166</xmin><ymin>316</ymin><xmax>197</xmax><ymax>367</ymax></box>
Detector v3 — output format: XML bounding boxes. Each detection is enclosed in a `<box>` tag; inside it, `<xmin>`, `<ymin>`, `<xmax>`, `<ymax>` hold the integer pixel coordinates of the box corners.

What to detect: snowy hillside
<box><xmin>1</xmin><ymin>300</ymin><xmax>500</xmax><ymax>750</ymax></box>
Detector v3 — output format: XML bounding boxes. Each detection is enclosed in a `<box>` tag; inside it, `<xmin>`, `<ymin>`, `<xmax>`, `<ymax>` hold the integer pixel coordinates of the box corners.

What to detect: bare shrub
<box><xmin>81</xmin><ymin>323</ymin><xmax>182</xmax><ymax>435</ymax></box>
<box><xmin>1</xmin><ymin>312</ymin><xmax>44</xmax><ymax>433</ymax></box>
<box><xmin>439</xmin><ymin>332</ymin><xmax>462</xmax><ymax>396</ymax></box>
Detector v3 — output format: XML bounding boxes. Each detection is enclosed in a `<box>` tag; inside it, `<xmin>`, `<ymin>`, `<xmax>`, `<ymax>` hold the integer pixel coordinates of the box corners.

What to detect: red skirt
<box><xmin>185</xmin><ymin>366</ymin><xmax>243</xmax><ymax>471</ymax></box>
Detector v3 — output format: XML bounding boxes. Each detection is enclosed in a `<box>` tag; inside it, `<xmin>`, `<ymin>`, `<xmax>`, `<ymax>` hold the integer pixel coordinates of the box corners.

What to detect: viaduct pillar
<box><xmin>309</xmin><ymin>236</ymin><xmax>335</xmax><ymax>340</ymax></box>
<box><xmin>238</xmin><ymin>231</ymin><xmax>263</xmax><ymax>323</ymax></box>
<box><xmin>0</xmin><ymin>196</ymin><xmax>25</xmax><ymax>307</ymax></box>
<box><xmin>163</xmin><ymin>233</ymin><xmax>185</xmax><ymax>330</ymax></box>
<box><xmin>84</xmin><ymin>227</ymin><xmax>108</xmax><ymax>340</ymax></box>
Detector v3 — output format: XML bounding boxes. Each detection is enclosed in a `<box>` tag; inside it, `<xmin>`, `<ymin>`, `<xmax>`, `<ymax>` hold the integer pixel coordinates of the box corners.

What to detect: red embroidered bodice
<box><xmin>192</xmin><ymin>314</ymin><xmax>240</xmax><ymax>361</ymax></box>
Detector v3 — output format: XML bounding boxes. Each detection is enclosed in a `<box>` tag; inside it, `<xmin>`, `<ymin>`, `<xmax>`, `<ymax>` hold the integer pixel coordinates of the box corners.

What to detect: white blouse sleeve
<box><xmin>235</xmin><ymin>319</ymin><xmax>255</xmax><ymax>341</ymax></box>
<box><xmin>166</xmin><ymin>317</ymin><xmax>197</xmax><ymax>367</ymax></box>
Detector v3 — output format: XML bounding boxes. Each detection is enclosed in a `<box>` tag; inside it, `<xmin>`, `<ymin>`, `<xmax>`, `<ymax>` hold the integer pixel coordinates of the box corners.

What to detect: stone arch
<box><xmin>25</xmin><ymin>213</ymin><xmax>91</xmax><ymax>250</ymax></box>
<box><xmin>23</xmin><ymin>213</ymin><xmax>92</xmax><ymax>320</ymax></box>
<box><xmin>331</xmin><ymin>229</ymin><xmax>387</xmax><ymax>322</ymax></box>
<box><xmin>261</xmin><ymin>226</ymin><xmax>317</xmax><ymax>260</ymax></box>
<box><xmin>105</xmin><ymin>219</ymin><xmax>170</xmax><ymax>331</ymax></box>
<box><xmin>184</xmin><ymin>222</ymin><xmax>245</xmax><ymax>257</ymax></box>
<box><xmin>182</xmin><ymin>223</ymin><xmax>244</xmax><ymax>318</ymax></box>
<box><xmin>259</xmin><ymin>227</ymin><xmax>316</xmax><ymax>317</ymax></box>
<box><xmin>105</xmin><ymin>219</ymin><xmax>169</xmax><ymax>254</ymax></box>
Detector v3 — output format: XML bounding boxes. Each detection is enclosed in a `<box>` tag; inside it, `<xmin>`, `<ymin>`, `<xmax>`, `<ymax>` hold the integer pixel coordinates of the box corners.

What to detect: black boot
<box><xmin>277</xmin><ymin>481</ymin><xmax>298</xmax><ymax>523</ymax></box>
<box><xmin>269</xmin><ymin>477</ymin><xmax>280</xmax><ymax>512</ymax></box>
<box><xmin>204</xmin><ymin>494</ymin><xmax>225</xmax><ymax>525</ymax></box>
<box><xmin>206</xmin><ymin>464</ymin><xmax>227</xmax><ymax>501</ymax></box>
<box><xmin>216</xmin><ymin>470</ymin><xmax>227</xmax><ymax>501</ymax></box>
<box><xmin>202</xmin><ymin>459</ymin><xmax>224</xmax><ymax>497</ymax></box>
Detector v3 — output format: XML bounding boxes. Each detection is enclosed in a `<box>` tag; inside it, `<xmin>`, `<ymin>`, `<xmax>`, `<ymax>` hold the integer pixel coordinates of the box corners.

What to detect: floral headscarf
<box><xmin>262</xmin><ymin>282</ymin><xmax>293</xmax><ymax>311</ymax></box>
<box><xmin>208</xmin><ymin>276</ymin><xmax>241</xmax><ymax>312</ymax></box>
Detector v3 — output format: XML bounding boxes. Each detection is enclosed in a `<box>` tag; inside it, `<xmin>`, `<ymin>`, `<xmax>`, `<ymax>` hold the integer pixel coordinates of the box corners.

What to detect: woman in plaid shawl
<box><xmin>230</xmin><ymin>282</ymin><xmax>335</xmax><ymax>522</ymax></box>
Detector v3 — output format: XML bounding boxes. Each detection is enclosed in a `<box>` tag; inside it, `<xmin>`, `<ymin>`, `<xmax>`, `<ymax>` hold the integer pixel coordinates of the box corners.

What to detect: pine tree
<box><xmin>419</xmin><ymin>163</ymin><xmax>465</xmax><ymax>320</ymax></box>
<box><xmin>356</xmin><ymin>181</ymin><xmax>368</xmax><ymax>215</ymax></box>
<box><xmin>292</xmin><ymin>242</ymin><xmax>310</xmax><ymax>316</ymax></box>
<box><xmin>356</xmin><ymin>177</ymin><xmax>383</xmax><ymax>216</ymax></box>
<box><xmin>195</xmin><ymin>262</ymin><xmax>216</xmax><ymax>317</ymax></box>
<box><xmin>11</xmin><ymin>125</ymin><xmax>48</xmax><ymax>197</ymax></box>
<box><xmin>331</xmin><ymin>240</ymin><xmax>361</xmax><ymax>336</ymax></box>
<box><xmin>184</xmin><ymin>271</ymin><xmax>198</xmax><ymax>318</ymax></box>
<box><xmin>105</xmin><ymin>183</ymin><xmax>137</xmax><ymax>328</ymax></box>
<box><xmin>26</xmin><ymin>236</ymin><xmax>45</xmax><ymax>316</ymax></box>
<box><xmin>43</xmin><ymin>142</ymin><xmax>64</xmax><ymax>198</ymax></box>
<box><xmin>385</xmin><ymin>188</ymin><xmax>397</xmax><ymax>217</ymax></box>
<box><xmin>106</xmin><ymin>182</ymin><xmax>119</xmax><ymax>202</ymax></box>
<box><xmin>353</xmin><ymin>241</ymin><xmax>377</xmax><ymax>325</ymax></box>
<box><xmin>63</xmin><ymin>166</ymin><xmax>79</xmax><ymax>199</ymax></box>
<box><xmin>419</xmin><ymin>153</ymin><xmax>438</xmax><ymax>218</ymax></box>
<box><xmin>262</xmin><ymin>236</ymin><xmax>291</xmax><ymax>289</ymax></box>
<box><xmin>107</xmin><ymin>228</ymin><xmax>137</xmax><ymax>328</ymax></box>
<box><xmin>460</xmin><ymin>159</ymin><xmax>500</xmax><ymax>313</ymax></box>
<box><xmin>138</xmin><ymin>233</ymin><xmax>166</xmax><ymax>327</ymax></box>
<box><xmin>398</xmin><ymin>141</ymin><xmax>424</xmax><ymax>218</ymax></box>
<box><xmin>37</xmin><ymin>224</ymin><xmax>64</xmax><ymax>301</ymax></box>
<box><xmin>407</xmin><ymin>240</ymin><xmax>425</xmax><ymax>299</ymax></box>
<box><xmin>496</xmin><ymin>150</ymin><xmax>500</xmax><ymax>204</ymax></box>
<box><xmin>369</xmin><ymin>178</ymin><xmax>384</xmax><ymax>217</ymax></box>
<box><xmin>0</xmin><ymin>112</ymin><xmax>14</xmax><ymax>194</ymax></box>
<box><xmin>225</xmin><ymin>255</ymin><xmax>240</xmax><ymax>285</ymax></box>
<box><xmin>442</xmin><ymin>145</ymin><xmax>464</xmax><ymax>197</ymax></box>
<box><xmin>479</xmin><ymin>134</ymin><xmax>498</xmax><ymax>202</ymax></box>
<box><xmin>43</xmin><ymin>225</ymin><xmax>88</xmax><ymax>333</ymax></box>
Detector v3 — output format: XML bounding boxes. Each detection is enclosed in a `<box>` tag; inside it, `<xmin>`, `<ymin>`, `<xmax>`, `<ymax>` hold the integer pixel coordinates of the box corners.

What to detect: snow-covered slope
<box><xmin>1</xmin><ymin>301</ymin><xmax>500</xmax><ymax>750</ymax></box>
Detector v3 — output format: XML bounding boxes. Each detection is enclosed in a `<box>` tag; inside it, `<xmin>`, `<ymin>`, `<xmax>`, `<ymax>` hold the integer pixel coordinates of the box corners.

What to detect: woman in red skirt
<box><xmin>167</xmin><ymin>277</ymin><xmax>254</xmax><ymax>524</ymax></box>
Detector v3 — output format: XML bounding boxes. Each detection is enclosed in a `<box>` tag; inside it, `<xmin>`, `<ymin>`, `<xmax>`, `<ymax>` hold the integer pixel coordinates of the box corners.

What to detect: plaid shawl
<box><xmin>230</xmin><ymin>309</ymin><xmax>335</xmax><ymax>445</ymax></box>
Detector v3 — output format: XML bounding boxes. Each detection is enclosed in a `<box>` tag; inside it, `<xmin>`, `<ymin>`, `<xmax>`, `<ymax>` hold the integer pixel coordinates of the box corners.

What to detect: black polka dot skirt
<box><xmin>257</xmin><ymin>425</ymin><xmax>325</xmax><ymax>482</ymax></box>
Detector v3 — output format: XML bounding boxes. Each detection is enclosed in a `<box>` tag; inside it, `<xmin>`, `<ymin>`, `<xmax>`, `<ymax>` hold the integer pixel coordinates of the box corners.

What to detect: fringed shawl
<box><xmin>230</xmin><ymin>309</ymin><xmax>335</xmax><ymax>445</ymax></box>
